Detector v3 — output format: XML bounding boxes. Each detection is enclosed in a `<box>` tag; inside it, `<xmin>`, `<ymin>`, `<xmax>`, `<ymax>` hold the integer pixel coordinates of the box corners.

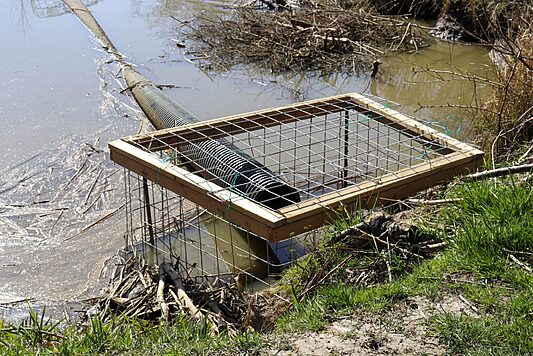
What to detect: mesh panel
<box><xmin>125</xmin><ymin>68</ymin><xmax>301</xmax><ymax>210</ymax></box>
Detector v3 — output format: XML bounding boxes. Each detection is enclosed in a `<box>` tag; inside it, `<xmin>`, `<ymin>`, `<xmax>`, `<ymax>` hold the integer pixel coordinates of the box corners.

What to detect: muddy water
<box><xmin>0</xmin><ymin>0</ymin><xmax>493</xmax><ymax>321</ymax></box>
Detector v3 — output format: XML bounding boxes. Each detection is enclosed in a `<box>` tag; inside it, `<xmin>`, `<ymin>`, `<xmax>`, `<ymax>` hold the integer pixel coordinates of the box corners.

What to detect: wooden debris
<box><xmin>89</xmin><ymin>257</ymin><xmax>250</xmax><ymax>334</ymax></box>
<box><xmin>186</xmin><ymin>1</ymin><xmax>430</xmax><ymax>75</ymax></box>
<box><xmin>462</xmin><ymin>164</ymin><xmax>533</xmax><ymax>182</ymax></box>
<box><xmin>285</xmin><ymin>211</ymin><xmax>444</xmax><ymax>307</ymax></box>
<box><xmin>156</xmin><ymin>265</ymin><xmax>169</xmax><ymax>321</ymax></box>
<box><xmin>161</xmin><ymin>262</ymin><xmax>204</xmax><ymax>322</ymax></box>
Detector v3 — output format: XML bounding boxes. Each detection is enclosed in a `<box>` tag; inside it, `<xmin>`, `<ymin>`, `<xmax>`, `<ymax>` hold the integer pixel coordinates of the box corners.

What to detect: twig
<box><xmin>458</xmin><ymin>294</ymin><xmax>479</xmax><ymax>314</ymax></box>
<box><xmin>517</xmin><ymin>145</ymin><xmax>533</xmax><ymax>164</ymax></box>
<box><xmin>49</xmin><ymin>209</ymin><xmax>64</xmax><ymax>234</ymax></box>
<box><xmin>298</xmin><ymin>254</ymin><xmax>353</xmax><ymax>298</ymax></box>
<box><xmin>496</xmin><ymin>49</ymin><xmax>521</xmax><ymax>134</ymax></box>
<box><xmin>84</xmin><ymin>168</ymin><xmax>103</xmax><ymax>205</ymax></box>
<box><xmin>53</xmin><ymin>156</ymin><xmax>89</xmax><ymax>201</ymax></box>
<box><xmin>509</xmin><ymin>254</ymin><xmax>532</xmax><ymax>274</ymax></box>
<box><xmin>65</xmin><ymin>204</ymin><xmax>125</xmax><ymax>241</ymax></box>
<box><xmin>415</xmin><ymin>103</ymin><xmax>498</xmax><ymax>115</ymax></box>
<box><xmin>462</xmin><ymin>164</ymin><xmax>533</xmax><ymax>182</ymax></box>
<box><xmin>157</xmin><ymin>264</ymin><xmax>170</xmax><ymax>321</ymax></box>
<box><xmin>406</xmin><ymin>198</ymin><xmax>462</xmax><ymax>205</ymax></box>
<box><xmin>351</xmin><ymin>226</ymin><xmax>424</xmax><ymax>259</ymax></box>
<box><xmin>0</xmin><ymin>298</ymin><xmax>34</xmax><ymax>306</ymax></box>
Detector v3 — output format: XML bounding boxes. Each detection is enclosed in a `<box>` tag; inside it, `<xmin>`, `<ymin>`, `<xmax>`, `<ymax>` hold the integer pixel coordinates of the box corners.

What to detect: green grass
<box><xmin>275</xmin><ymin>177</ymin><xmax>533</xmax><ymax>354</ymax></box>
<box><xmin>0</xmin><ymin>312</ymin><xmax>260</xmax><ymax>355</ymax></box>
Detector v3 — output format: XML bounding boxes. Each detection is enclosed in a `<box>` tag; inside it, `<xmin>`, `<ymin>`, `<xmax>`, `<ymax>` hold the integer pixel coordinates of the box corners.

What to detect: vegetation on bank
<box><xmin>276</xmin><ymin>176</ymin><xmax>533</xmax><ymax>354</ymax></box>
<box><xmin>1</xmin><ymin>174</ymin><xmax>532</xmax><ymax>355</ymax></box>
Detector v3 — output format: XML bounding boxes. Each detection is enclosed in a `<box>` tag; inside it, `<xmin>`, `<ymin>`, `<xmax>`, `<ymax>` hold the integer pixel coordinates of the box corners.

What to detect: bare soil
<box><xmin>267</xmin><ymin>294</ymin><xmax>481</xmax><ymax>355</ymax></box>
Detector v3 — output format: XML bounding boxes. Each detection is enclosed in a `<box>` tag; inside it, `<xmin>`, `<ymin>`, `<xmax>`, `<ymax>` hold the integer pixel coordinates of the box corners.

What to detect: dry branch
<box><xmin>185</xmin><ymin>2</ymin><xmax>430</xmax><ymax>75</ymax></box>
<box><xmin>157</xmin><ymin>265</ymin><xmax>170</xmax><ymax>321</ymax></box>
<box><xmin>462</xmin><ymin>164</ymin><xmax>533</xmax><ymax>182</ymax></box>
<box><xmin>161</xmin><ymin>262</ymin><xmax>204</xmax><ymax>322</ymax></box>
<box><xmin>90</xmin><ymin>257</ymin><xmax>250</xmax><ymax>333</ymax></box>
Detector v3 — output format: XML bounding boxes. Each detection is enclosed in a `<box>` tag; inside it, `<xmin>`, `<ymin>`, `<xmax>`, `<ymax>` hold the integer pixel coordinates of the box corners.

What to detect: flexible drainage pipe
<box><xmin>124</xmin><ymin>69</ymin><xmax>301</xmax><ymax>210</ymax></box>
<box><xmin>63</xmin><ymin>0</ymin><xmax>300</xmax><ymax>211</ymax></box>
<box><xmin>62</xmin><ymin>0</ymin><xmax>304</xmax><ymax>270</ymax></box>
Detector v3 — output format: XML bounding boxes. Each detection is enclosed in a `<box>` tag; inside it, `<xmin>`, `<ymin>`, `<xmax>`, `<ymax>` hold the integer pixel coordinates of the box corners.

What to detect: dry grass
<box><xmin>471</xmin><ymin>3</ymin><xmax>533</xmax><ymax>157</ymax></box>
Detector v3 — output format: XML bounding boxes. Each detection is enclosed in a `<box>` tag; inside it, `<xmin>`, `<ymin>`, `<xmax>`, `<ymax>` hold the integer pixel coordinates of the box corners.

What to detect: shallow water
<box><xmin>0</xmin><ymin>0</ymin><xmax>494</xmax><ymax>321</ymax></box>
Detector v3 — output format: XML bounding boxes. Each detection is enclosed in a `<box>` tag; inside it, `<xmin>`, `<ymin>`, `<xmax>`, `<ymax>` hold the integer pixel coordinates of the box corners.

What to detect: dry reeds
<box><xmin>471</xmin><ymin>2</ymin><xmax>533</xmax><ymax>158</ymax></box>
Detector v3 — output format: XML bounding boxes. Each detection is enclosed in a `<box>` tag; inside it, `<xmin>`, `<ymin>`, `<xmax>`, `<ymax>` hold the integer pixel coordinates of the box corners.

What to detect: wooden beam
<box><xmin>109</xmin><ymin>140</ymin><xmax>284</xmax><ymax>238</ymax></box>
<box><xmin>268</xmin><ymin>150</ymin><xmax>483</xmax><ymax>241</ymax></box>
<box><xmin>126</xmin><ymin>95</ymin><xmax>357</xmax><ymax>151</ymax></box>
<box><xmin>348</xmin><ymin>93</ymin><xmax>483</xmax><ymax>155</ymax></box>
<box><xmin>278</xmin><ymin>151</ymin><xmax>476</xmax><ymax>217</ymax></box>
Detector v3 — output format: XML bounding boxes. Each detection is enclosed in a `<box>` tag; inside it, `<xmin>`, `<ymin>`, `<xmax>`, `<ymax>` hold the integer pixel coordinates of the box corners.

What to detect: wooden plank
<box><xmin>278</xmin><ymin>150</ymin><xmax>482</xmax><ymax>219</ymax></box>
<box><xmin>268</xmin><ymin>150</ymin><xmax>483</xmax><ymax>241</ymax></box>
<box><xmin>349</xmin><ymin>93</ymin><xmax>484</xmax><ymax>155</ymax></box>
<box><xmin>109</xmin><ymin>140</ymin><xmax>284</xmax><ymax>238</ymax></box>
<box><xmin>127</xmin><ymin>95</ymin><xmax>357</xmax><ymax>151</ymax></box>
<box><xmin>125</xmin><ymin>93</ymin><xmax>482</xmax><ymax>159</ymax></box>
<box><xmin>111</xmin><ymin>139</ymin><xmax>483</xmax><ymax>242</ymax></box>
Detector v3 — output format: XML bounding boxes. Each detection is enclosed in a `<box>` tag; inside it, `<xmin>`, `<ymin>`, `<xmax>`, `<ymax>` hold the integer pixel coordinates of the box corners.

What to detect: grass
<box><xmin>0</xmin><ymin>312</ymin><xmax>260</xmax><ymax>355</ymax></box>
<box><xmin>275</xmin><ymin>176</ymin><xmax>533</xmax><ymax>354</ymax></box>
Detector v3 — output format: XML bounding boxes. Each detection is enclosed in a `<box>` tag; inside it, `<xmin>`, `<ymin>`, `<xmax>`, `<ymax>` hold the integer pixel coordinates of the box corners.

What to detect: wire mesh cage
<box><xmin>112</xmin><ymin>93</ymin><xmax>483</xmax><ymax>286</ymax></box>
<box><xmin>124</xmin><ymin>171</ymin><xmax>317</xmax><ymax>289</ymax></box>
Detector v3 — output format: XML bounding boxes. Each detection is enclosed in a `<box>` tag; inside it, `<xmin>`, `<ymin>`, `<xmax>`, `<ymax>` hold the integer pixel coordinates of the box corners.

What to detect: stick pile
<box><xmin>185</xmin><ymin>1</ymin><xmax>430</xmax><ymax>74</ymax></box>
<box><xmin>89</xmin><ymin>258</ymin><xmax>251</xmax><ymax>334</ymax></box>
<box><xmin>285</xmin><ymin>211</ymin><xmax>444</xmax><ymax>300</ymax></box>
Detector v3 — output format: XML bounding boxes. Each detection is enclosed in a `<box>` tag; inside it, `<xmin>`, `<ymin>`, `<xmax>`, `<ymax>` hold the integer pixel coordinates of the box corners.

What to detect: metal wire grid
<box><xmin>124</xmin><ymin>170</ymin><xmax>315</xmax><ymax>289</ymax></box>
<box><xmin>127</xmin><ymin>96</ymin><xmax>450</xmax><ymax>212</ymax></box>
<box><xmin>116</xmin><ymin>94</ymin><xmax>483</xmax><ymax>286</ymax></box>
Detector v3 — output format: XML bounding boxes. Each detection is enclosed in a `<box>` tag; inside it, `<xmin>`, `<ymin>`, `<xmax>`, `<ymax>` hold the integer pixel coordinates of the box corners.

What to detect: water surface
<box><xmin>0</xmin><ymin>0</ymin><xmax>493</xmax><ymax>321</ymax></box>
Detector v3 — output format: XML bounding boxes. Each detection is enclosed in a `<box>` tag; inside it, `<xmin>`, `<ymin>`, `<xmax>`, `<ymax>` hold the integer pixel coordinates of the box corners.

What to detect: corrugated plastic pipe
<box><xmin>124</xmin><ymin>69</ymin><xmax>301</xmax><ymax>210</ymax></box>
<box><xmin>62</xmin><ymin>0</ymin><xmax>303</xmax><ymax>270</ymax></box>
<box><xmin>62</xmin><ymin>0</ymin><xmax>300</xmax><ymax>211</ymax></box>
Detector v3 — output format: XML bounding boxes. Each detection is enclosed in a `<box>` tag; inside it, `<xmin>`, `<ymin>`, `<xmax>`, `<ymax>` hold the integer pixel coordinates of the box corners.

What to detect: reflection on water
<box><xmin>374</xmin><ymin>40</ymin><xmax>494</xmax><ymax>139</ymax></box>
<box><xmin>28</xmin><ymin>0</ymin><xmax>102</xmax><ymax>18</ymax></box>
<box><xmin>0</xmin><ymin>0</ymin><xmax>494</xmax><ymax>319</ymax></box>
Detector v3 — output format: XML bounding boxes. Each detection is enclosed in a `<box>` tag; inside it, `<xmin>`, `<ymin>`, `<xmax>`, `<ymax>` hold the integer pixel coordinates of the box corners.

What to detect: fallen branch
<box><xmin>406</xmin><ymin>198</ymin><xmax>462</xmax><ymax>205</ymax></box>
<box><xmin>161</xmin><ymin>262</ymin><xmax>204</xmax><ymax>322</ymax></box>
<box><xmin>509</xmin><ymin>254</ymin><xmax>532</xmax><ymax>274</ymax></box>
<box><xmin>462</xmin><ymin>164</ymin><xmax>533</xmax><ymax>182</ymax></box>
<box><xmin>186</xmin><ymin>4</ymin><xmax>429</xmax><ymax>75</ymax></box>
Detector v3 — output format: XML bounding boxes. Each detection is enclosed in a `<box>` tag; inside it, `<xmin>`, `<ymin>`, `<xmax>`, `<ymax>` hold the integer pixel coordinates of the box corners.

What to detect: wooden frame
<box><xmin>109</xmin><ymin>93</ymin><xmax>484</xmax><ymax>242</ymax></box>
